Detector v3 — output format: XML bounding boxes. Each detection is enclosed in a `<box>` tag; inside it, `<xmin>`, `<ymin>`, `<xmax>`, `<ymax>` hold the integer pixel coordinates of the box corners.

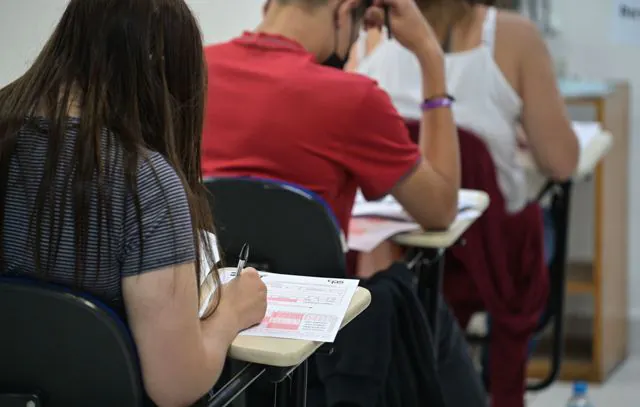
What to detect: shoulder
<box><xmin>305</xmin><ymin>63</ymin><xmax>380</xmax><ymax>96</ymax></box>
<box><xmin>204</xmin><ymin>41</ymin><xmax>237</xmax><ymax>64</ymax></box>
<box><xmin>493</xmin><ymin>7</ymin><xmax>545</xmax><ymax>45</ymax></box>
<box><xmin>134</xmin><ymin>152</ymin><xmax>188</xmax><ymax>209</ymax></box>
<box><xmin>302</xmin><ymin>65</ymin><xmax>397</xmax><ymax>118</ymax></box>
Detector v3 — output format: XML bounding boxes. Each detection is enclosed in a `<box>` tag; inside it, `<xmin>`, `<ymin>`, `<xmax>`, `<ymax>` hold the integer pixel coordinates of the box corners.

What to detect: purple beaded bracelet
<box><xmin>420</xmin><ymin>95</ymin><xmax>455</xmax><ymax>111</ymax></box>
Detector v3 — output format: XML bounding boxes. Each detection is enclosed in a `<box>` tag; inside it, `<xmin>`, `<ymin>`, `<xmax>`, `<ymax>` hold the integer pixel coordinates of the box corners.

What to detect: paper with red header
<box><xmin>207</xmin><ymin>268</ymin><xmax>359</xmax><ymax>343</ymax></box>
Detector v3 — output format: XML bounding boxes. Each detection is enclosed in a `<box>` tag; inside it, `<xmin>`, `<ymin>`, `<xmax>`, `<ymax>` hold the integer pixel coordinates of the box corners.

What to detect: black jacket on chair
<box><xmin>311</xmin><ymin>263</ymin><xmax>446</xmax><ymax>407</ymax></box>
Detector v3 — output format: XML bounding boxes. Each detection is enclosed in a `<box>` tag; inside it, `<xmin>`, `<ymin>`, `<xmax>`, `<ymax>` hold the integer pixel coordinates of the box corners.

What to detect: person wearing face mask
<box><xmin>202</xmin><ymin>1</ymin><xmax>488</xmax><ymax>406</ymax></box>
<box><xmin>203</xmin><ymin>3</ymin><xmax>491</xmax><ymax>404</ymax></box>
<box><xmin>202</xmin><ymin>0</ymin><xmax>460</xmax><ymax>237</ymax></box>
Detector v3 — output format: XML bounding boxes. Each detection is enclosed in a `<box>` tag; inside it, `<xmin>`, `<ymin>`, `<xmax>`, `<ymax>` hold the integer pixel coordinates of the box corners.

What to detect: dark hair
<box><xmin>416</xmin><ymin>0</ymin><xmax>496</xmax><ymax>35</ymax></box>
<box><xmin>0</xmin><ymin>0</ymin><xmax>219</xmax><ymax>300</ymax></box>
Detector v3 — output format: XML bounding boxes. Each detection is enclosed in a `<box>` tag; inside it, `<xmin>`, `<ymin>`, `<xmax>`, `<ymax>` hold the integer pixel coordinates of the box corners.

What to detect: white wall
<box><xmin>548</xmin><ymin>0</ymin><xmax>640</xmax><ymax>318</ymax></box>
<box><xmin>0</xmin><ymin>0</ymin><xmax>263</xmax><ymax>86</ymax></box>
<box><xmin>188</xmin><ymin>0</ymin><xmax>262</xmax><ymax>45</ymax></box>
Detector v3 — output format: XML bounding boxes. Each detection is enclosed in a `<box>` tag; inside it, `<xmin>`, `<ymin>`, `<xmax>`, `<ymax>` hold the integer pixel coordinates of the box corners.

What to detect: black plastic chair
<box><xmin>205</xmin><ymin>177</ymin><xmax>348</xmax><ymax>407</ymax></box>
<box><xmin>0</xmin><ymin>277</ymin><xmax>144</xmax><ymax>407</ymax></box>
<box><xmin>204</xmin><ymin>177</ymin><xmax>346</xmax><ymax>278</ymax></box>
<box><xmin>0</xmin><ymin>276</ymin><xmax>271</xmax><ymax>407</ymax></box>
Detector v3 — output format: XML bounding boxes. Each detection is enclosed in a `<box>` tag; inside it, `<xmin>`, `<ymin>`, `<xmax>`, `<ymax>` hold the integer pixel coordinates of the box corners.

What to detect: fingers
<box><xmin>373</xmin><ymin>0</ymin><xmax>400</xmax><ymax>9</ymax></box>
<box><xmin>242</xmin><ymin>267</ymin><xmax>259</xmax><ymax>276</ymax></box>
<box><xmin>364</xmin><ymin>6</ymin><xmax>385</xmax><ymax>27</ymax></box>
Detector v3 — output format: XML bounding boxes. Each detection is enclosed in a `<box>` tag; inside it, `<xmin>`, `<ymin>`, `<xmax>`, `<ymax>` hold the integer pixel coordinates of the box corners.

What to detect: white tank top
<box><xmin>355</xmin><ymin>8</ymin><xmax>526</xmax><ymax>213</ymax></box>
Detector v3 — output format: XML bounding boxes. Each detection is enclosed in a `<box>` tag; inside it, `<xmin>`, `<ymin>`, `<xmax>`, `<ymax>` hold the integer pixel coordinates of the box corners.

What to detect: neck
<box><xmin>256</xmin><ymin>4</ymin><xmax>334</xmax><ymax>62</ymax></box>
<box><xmin>422</xmin><ymin>3</ymin><xmax>473</xmax><ymax>43</ymax></box>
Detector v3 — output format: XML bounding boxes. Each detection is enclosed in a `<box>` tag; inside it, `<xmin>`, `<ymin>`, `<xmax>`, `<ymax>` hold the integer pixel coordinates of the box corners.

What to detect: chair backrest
<box><xmin>205</xmin><ymin>177</ymin><xmax>346</xmax><ymax>278</ymax></box>
<box><xmin>0</xmin><ymin>278</ymin><xmax>143</xmax><ymax>407</ymax></box>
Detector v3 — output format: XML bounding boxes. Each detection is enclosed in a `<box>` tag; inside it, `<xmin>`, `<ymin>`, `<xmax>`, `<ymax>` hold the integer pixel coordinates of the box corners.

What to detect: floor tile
<box><xmin>529</xmin><ymin>358</ymin><xmax>640</xmax><ymax>407</ymax></box>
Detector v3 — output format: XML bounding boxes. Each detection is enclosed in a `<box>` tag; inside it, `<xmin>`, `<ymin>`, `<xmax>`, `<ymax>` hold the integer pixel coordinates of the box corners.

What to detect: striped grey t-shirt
<box><xmin>2</xmin><ymin>118</ymin><xmax>196</xmax><ymax>307</ymax></box>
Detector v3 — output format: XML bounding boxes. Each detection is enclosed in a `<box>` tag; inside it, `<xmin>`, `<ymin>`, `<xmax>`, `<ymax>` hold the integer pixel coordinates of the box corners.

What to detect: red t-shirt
<box><xmin>202</xmin><ymin>32</ymin><xmax>420</xmax><ymax>235</ymax></box>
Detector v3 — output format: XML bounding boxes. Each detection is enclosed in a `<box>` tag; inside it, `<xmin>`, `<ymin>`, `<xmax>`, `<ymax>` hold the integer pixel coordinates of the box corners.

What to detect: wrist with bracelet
<box><xmin>420</xmin><ymin>94</ymin><xmax>455</xmax><ymax>111</ymax></box>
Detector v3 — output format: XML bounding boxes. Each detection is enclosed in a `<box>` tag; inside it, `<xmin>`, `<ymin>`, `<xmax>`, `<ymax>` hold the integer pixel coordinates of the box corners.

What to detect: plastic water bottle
<box><xmin>567</xmin><ymin>382</ymin><xmax>594</xmax><ymax>407</ymax></box>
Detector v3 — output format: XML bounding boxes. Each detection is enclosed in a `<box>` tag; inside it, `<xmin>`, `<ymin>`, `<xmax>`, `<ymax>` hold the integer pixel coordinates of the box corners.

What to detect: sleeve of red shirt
<box><xmin>341</xmin><ymin>84</ymin><xmax>422</xmax><ymax>201</ymax></box>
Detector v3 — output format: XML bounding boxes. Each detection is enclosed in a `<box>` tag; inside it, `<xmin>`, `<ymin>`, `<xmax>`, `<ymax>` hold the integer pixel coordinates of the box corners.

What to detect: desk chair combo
<box><xmin>447</xmin><ymin>129</ymin><xmax>567</xmax><ymax>397</ymax></box>
<box><xmin>464</xmin><ymin>179</ymin><xmax>572</xmax><ymax>392</ymax></box>
<box><xmin>206</xmin><ymin>177</ymin><xmax>445</xmax><ymax>406</ymax></box>
<box><xmin>205</xmin><ymin>177</ymin><xmax>346</xmax><ymax>407</ymax></box>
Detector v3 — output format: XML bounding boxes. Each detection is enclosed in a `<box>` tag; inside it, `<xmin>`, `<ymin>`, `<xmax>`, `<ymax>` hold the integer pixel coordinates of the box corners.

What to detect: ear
<box><xmin>336</xmin><ymin>0</ymin><xmax>359</xmax><ymax>27</ymax></box>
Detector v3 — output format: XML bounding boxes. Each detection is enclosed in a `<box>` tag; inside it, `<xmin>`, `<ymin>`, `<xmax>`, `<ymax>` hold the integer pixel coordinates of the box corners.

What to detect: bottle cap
<box><xmin>573</xmin><ymin>381</ymin><xmax>588</xmax><ymax>396</ymax></box>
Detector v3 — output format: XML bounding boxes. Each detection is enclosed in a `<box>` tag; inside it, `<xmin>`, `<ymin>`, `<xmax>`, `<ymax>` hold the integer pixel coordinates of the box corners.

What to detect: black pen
<box><xmin>384</xmin><ymin>5</ymin><xmax>392</xmax><ymax>39</ymax></box>
<box><xmin>235</xmin><ymin>243</ymin><xmax>250</xmax><ymax>278</ymax></box>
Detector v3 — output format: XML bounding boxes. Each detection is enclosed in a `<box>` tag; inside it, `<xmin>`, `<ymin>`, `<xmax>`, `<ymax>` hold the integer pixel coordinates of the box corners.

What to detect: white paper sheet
<box><xmin>347</xmin><ymin>208</ymin><xmax>482</xmax><ymax>252</ymax></box>
<box><xmin>352</xmin><ymin>191</ymin><xmax>478</xmax><ymax>221</ymax></box>
<box><xmin>199</xmin><ymin>231</ymin><xmax>220</xmax><ymax>285</ymax></box>
<box><xmin>572</xmin><ymin>121</ymin><xmax>602</xmax><ymax>152</ymax></box>
<box><xmin>348</xmin><ymin>217</ymin><xmax>421</xmax><ymax>252</ymax></box>
<box><xmin>201</xmin><ymin>268</ymin><xmax>359</xmax><ymax>343</ymax></box>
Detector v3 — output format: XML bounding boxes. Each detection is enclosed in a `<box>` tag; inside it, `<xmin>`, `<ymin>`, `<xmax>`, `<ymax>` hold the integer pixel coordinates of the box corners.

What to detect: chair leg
<box><xmin>274</xmin><ymin>379</ymin><xmax>289</xmax><ymax>407</ymax></box>
<box><xmin>292</xmin><ymin>361</ymin><xmax>308</xmax><ymax>407</ymax></box>
<box><xmin>418</xmin><ymin>249</ymin><xmax>445</xmax><ymax>361</ymax></box>
<box><xmin>207</xmin><ymin>364</ymin><xmax>266</xmax><ymax>407</ymax></box>
<box><xmin>527</xmin><ymin>182</ymin><xmax>572</xmax><ymax>392</ymax></box>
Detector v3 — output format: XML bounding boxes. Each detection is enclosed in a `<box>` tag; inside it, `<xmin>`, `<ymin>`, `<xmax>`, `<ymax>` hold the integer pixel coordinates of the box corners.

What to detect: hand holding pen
<box><xmin>235</xmin><ymin>243</ymin><xmax>250</xmax><ymax>278</ymax></box>
<box><xmin>366</xmin><ymin>0</ymin><xmax>442</xmax><ymax>57</ymax></box>
<box><xmin>216</xmin><ymin>244</ymin><xmax>267</xmax><ymax>330</ymax></box>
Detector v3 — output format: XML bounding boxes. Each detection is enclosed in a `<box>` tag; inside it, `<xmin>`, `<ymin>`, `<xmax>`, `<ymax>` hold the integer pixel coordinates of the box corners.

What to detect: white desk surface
<box><xmin>391</xmin><ymin>189</ymin><xmax>490</xmax><ymax>249</ymax></box>
<box><xmin>518</xmin><ymin>131</ymin><xmax>612</xmax><ymax>179</ymax></box>
<box><xmin>518</xmin><ymin>130</ymin><xmax>612</xmax><ymax>199</ymax></box>
<box><xmin>228</xmin><ymin>287</ymin><xmax>371</xmax><ymax>367</ymax></box>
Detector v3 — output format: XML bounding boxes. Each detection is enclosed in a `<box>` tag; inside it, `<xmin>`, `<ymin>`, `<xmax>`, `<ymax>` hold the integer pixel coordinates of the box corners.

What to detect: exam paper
<box><xmin>349</xmin><ymin>191</ymin><xmax>483</xmax><ymax>252</ymax></box>
<box><xmin>572</xmin><ymin>121</ymin><xmax>602</xmax><ymax>152</ymax></box>
<box><xmin>201</xmin><ymin>268</ymin><xmax>359</xmax><ymax>343</ymax></box>
<box><xmin>347</xmin><ymin>209</ymin><xmax>482</xmax><ymax>252</ymax></box>
<box><xmin>352</xmin><ymin>191</ymin><xmax>478</xmax><ymax>221</ymax></box>
<box><xmin>348</xmin><ymin>217</ymin><xmax>421</xmax><ymax>252</ymax></box>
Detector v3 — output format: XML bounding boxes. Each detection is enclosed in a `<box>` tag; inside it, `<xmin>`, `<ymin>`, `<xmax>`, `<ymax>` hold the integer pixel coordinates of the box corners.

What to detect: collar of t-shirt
<box><xmin>235</xmin><ymin>31</ymin><xmax>314</xmax><ymax>59</ymax></box>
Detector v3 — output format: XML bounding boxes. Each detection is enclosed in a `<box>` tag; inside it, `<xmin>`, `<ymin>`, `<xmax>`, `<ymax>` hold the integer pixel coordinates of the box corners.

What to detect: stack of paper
<box><xmin>352</xmin><ymin>192</ymin><xmax>481</xmax><ymax>221</ymax></box>
<box><xmin>572</xmin><ymin>121</ymin><xmax>602</xmax><ymax>152</ymax></box>
<box><xmin>200</xmin><ymin>268</ymin><xmax>359</xmax><ymax>343</ymax></box>
<box><xmin>348</xmin><ymin>217</ymin><xmax>421</xmax><ymax>252</ymax></box>
<box><xmin>349</xmin><ymin>191</ymin><xmax>484</xmax><ymax>252</ymax></box>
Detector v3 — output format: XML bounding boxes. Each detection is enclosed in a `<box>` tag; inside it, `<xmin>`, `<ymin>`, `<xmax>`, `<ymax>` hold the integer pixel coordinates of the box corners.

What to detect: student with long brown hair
<box><xmin>0</xmin><ymin>1</ymin><xmax>267</xmax><ymax>405</ymax></box>
<box><xmin>352</xmin><ymin>2</ymin><xmax>578</xmax><ymax>407</ymax></box>
<box><xmin>352</xmin><ymin>0</ymin><xmax>578</xmax><ymax>216</ymax></box>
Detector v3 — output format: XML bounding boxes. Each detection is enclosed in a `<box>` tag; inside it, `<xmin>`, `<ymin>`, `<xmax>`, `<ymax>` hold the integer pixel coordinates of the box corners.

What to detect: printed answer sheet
<box><xmin>349</xmin><ymin>191</ymin><xmax>483</xmax><ymax>252</ymax></box>
<box><xmin>202</xmin><ymin>268</ymin><xmax>359</xmax><ymax>343</ymax></box>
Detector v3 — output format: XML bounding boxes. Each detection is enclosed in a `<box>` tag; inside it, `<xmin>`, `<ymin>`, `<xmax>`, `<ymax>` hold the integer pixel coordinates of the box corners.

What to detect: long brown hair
<box><xmin>0</xmin><ymin>0</ymin><xmax>219</xmax><ymax>300</ymax></box>
<box><xmin>416</xmin><ymin>0</ymin><xmax>492</xmax><ymax>38</ymax></box>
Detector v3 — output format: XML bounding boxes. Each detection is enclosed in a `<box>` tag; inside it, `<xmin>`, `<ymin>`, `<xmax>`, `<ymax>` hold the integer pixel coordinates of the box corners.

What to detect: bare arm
<box><xmin>123</xmin><ymin>265</ymin><xmax>266</xmax><ymax>407</ymax></box>
<box><xmin>123</xmin><ymin>264</ymin><xmax>236</xmax><ymax>407</ymax></box>
<box><xmin>392</xmin><ymin>45</ymin><xmax>460</xmax><ymax>229</ymax></box>
<box><xmin>517</xmin><ymin>19</ymin><xmax>578</xmax><ymax>180</ymax></box>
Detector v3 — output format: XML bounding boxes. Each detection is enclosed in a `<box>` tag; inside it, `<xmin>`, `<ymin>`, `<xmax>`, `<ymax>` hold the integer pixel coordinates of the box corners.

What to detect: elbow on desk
<box><xmin>416</xmin><ymin>196</ymin><xmax>458</xmax><ymax>231</ymax></box>
<box><xmin>547</xmin><ymin>146</ymin><xmax>580</xmax><ymax>182</ymax></box>
<box><xmin>537</xmin><ymin>136</ymin><xmax>580</xmax><ymax>182</ymax></box>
